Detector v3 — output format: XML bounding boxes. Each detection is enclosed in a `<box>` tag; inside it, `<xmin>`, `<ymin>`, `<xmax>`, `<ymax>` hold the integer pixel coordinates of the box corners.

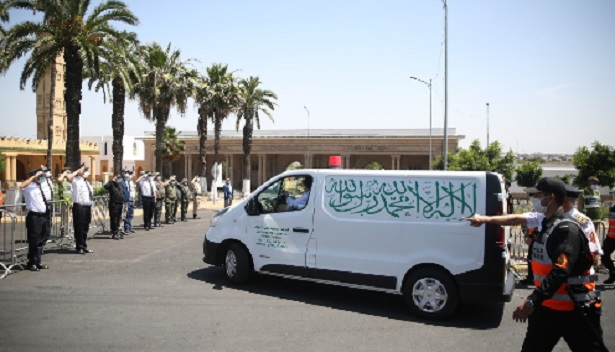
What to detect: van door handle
<box><xmin>293</xmin><ymin>227</ymin><xmax>310</xmax><ymax>233</ymax></box>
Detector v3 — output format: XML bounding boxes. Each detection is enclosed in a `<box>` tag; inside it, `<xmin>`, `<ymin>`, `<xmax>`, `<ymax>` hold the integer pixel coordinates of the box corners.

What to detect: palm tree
<box><xmin>194</xmin><ymin>74</ymin><xmax>212</xmax><ymax>180</ymax></box>
<box><xmin>0</xmin><ymin>0</ymin><xmax>139</xmax><ymax>170</ymax></box>
<box><xmin>85</xmin><ymin>31</ymin><xmax>141</xmax><ymax>175</ymax></box>
<box><xmin>236</xmin><ymin>76</ymin><xmax>277</xmax><ymax>194</ymax></box>
<box><xmin>205</xmin><ymin>63</ymin><xmax>240</xmax><ymax>166</ymax></box>
<box><xmin>134</xmin><ymin>42</ymin><xmax>197</xmax><ymax>172</ymax></box>
<box><xmin>161</xmin><ymin>126</ymin><xmax>185</xmax><ymax>177</ymax></box>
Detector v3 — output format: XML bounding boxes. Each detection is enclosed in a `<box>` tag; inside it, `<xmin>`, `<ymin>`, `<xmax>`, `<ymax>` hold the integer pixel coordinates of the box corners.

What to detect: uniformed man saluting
<box><xmin>466</xmin><ymin>177</ymin><xmax>606</xmax><ymax>351</ymax></box>
<box><xmin>66</xmin><ymin>165</ymin><xmax>94</xmax><ymax>254</ymax></box>
<box><xmin>20</xmin><ymin>168</ymin><xmax>53</xmax><ymax>271</ymax></box>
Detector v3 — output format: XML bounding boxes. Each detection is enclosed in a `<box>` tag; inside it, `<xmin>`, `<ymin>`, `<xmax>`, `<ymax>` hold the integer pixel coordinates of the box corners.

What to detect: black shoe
<box><xmin>83</xmin><ymin>248</ymin><xmax>94</xmax><ymax>253</ymax></box>
<box><xmin>145</xmin><ymin>227</ymin><xmax>150</xmax><ymax>231</ymax></box>
<box><xmin>77</xmin><ymin>249</ymin><xmax>84</xmax><ymax>254</ymax></box>
<box><xmin>605</xmin><ymin>275</ymin><xmax>615</xmax><ymax>284</ymax></box>
<box><xmin>36</xmin><ymin>264</ymin><xmax>49</xmax><ymax>270</ymax></box>
<box><xmin>181</xmin><ymin>219</ymin><xmax>187</xmax><ymax>222</ymax></box>
<box><xmin>193</xmin><ymin>214</ymin><xmax>197</xmax><ymax>219</ymax></box>
<box><xmin>130</xmin><ymin>230</ymin><xmax>136</xmax><ymax>234</ymax></box>
<box><xmin>157</xmin><ymin>224</ymin><xmax>163</xmax><ymax>227</ymax></box>
<box><xmin>27</xmin><ymin>264</ymin><xmax>39</xmax><ymax>271</ymax></box>
<box><xmin>120</xmin><ymin>234</ymin><xmax>124</xmax><ymax>239</ymax></box>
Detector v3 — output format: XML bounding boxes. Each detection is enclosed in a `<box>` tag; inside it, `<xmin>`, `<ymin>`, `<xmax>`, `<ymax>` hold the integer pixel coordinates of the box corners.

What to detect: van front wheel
<box><xmin>403</xmin><ymin>268</ymin><xmax>458</xmax><ymax>320</ymax></box>
<box><xmin>224</xmin><ymin>243</ymin><xmax>251</xmax><ymax>284</ymax></box>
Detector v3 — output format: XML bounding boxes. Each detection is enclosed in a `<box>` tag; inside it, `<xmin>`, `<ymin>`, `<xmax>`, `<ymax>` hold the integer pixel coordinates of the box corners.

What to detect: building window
<box><xmin>104</xmin><ymin>142</ymin><xmax>108</xmax><ymax>155</ymax></box>
<box><xmin>133</xmin><ymin>142</ymin><xmax>137</xmax><ymax>156</ymax></box>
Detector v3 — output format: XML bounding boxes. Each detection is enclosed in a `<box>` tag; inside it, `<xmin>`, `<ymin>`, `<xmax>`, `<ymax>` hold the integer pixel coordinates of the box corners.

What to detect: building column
<box><xmin>90</xmin><ymin>156</ymin><xmax>97</xmax><ymax>183</ymax></box>
<box><xmin>391</xmin><ymin>155</ymin><xmax>401</xmax><ymax>170</ymax></box>
<box><xmin>3</xmin><ymin>154</ymin><xmax>11</xmax><ymax>182</ymax></box>
<box><xmin>10</xmin><ymin>155</ymin><xmax>17</xmax><ymax>182</ymax></box>
<box><xmin>261</xmin><ymin>154</ymin><xmax>268</xmax><ymax>184</ymax></box>
<box><xmin>342</xmin><ymin>154</ymin><xmax>351</xmax><ymax>169</ymax></box>
<box><xmin>186</xmin><ymin>154</ymin><xmax>192</xmax><ymax>179</ymax></box>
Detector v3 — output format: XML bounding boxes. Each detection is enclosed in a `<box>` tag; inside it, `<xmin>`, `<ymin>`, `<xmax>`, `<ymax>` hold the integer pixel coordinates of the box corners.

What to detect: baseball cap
<box><xmin>535</xmin><ymin>177</ymin><xmax>566</xmax><ymax>203</ymax></box>
<box><xmin>588</xmin><ymin>176</ymin><xmax>599</xmax><ymax>183</ymax></box>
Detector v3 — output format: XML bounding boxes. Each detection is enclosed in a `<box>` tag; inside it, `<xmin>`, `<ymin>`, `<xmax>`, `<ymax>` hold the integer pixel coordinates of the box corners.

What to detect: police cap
<box><xmin>535</xmin><ymin>177</ymin><xmax>566</xmax><ymax>204</ymax></box>
<box><xmin>565</xmin><ymin>184</ymin><xmax>580</xmax><ymax>198</ymax></box>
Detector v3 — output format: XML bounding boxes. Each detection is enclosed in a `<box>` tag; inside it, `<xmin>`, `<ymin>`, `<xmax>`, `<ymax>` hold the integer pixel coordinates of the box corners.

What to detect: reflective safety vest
<box><xmin>531</xmin><ymin>218</ymin><xmax>596</xmax><ymax>311</ymax></box>
<box><xmin>583</xmin><ymin>188</ymin><xmax>601</xmax><ymax>209</ymax></box>
<box><xmin>608</xmin><ymin>206</ymin><xmax>615</xmax><ymax>239</ymax></box>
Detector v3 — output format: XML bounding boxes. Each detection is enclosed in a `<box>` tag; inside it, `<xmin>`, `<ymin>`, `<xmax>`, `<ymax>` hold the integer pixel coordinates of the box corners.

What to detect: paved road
<box><xmin>1</xmin><ymin>210</ymin><xmax>613</xmax><ymax>352</ymax></box>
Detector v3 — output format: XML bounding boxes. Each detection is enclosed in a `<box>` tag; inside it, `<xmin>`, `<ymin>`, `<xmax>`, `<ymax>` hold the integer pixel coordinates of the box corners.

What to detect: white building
<box><xmin>81</xmin><ymin>136</ymin><xmax>145</xmax><ymax>181</ymax></box>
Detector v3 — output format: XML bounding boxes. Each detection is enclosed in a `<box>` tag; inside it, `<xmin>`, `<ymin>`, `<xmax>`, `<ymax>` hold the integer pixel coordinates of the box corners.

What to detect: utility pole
<box><xmin>486</xmin><ymin>102</ymin><xmax>490</xmax><ymax>147</ymax></box>
<box><xmin>443</xmin><ymin>0</ymin><xmax>449</xmax><ymax>170</ymax></box>
<box><xmin>304</xmin><ymin>106</ymin><xmax>310</xmax><ymax>168</ymax></box>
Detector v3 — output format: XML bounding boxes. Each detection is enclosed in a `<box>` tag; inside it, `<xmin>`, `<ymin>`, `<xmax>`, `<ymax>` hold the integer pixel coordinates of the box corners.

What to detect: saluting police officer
<box><xmin>67</xmin><ymin>165</ymin><xmax>94</xmax><ymax>254</ymax></box>
<box><xmin>21</xmin><ymin>168</ymin><xmax>53</xmax><ymax>271</ymax></box>
<box><xmin>104</xmin><ymin>173</ymin><xmax>125</xmax><ymax>240</ymax></box>
<box><xmin>137</xmin><ymin>171</ymin><xmax>156</xmax><ymax>231</ymax></box>
<box><xmin>467</xmin><ymin>177</ymin><xmax>605</xmax><ymax>351</ymax></box>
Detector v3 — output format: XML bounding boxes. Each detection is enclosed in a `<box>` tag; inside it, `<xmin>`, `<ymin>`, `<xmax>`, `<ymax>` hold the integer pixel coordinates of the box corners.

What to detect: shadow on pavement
<box><xmin>187</xmin><ymin>266</ymin><xmax>504</xmax><ymax>330</ymax></box>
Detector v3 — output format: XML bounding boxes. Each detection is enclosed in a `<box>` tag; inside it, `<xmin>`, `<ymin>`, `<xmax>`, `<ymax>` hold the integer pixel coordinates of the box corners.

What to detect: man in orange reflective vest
<box><xmin>467</xmin><ymin>177</ymin><xmax>605</xmax><ymax>351</ymax></box>
<box><xmin>603</xmin><ymin>203</ymin><xmax>615</xmax><ymax>284</ymax></box>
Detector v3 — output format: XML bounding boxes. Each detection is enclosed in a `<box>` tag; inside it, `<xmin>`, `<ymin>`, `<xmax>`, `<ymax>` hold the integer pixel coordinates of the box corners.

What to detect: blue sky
<box><xmin>1</xmin><ymin>0</ymin><xmax>614</xmax><ymax>154</ymax></box>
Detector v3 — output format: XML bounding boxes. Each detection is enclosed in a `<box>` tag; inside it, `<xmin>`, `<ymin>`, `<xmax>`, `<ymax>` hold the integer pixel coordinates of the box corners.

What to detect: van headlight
<box><xmin>210</xmin><ymin>207</ymin><xmax>229</xmax><ymax>227</ymax></box>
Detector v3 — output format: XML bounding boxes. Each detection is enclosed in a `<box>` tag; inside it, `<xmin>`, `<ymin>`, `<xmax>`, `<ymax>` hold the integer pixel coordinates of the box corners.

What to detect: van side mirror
<box><xmin>245</xmin><ymin>198</ymin><xmax>260</xmax><ymax>216</ymax></box>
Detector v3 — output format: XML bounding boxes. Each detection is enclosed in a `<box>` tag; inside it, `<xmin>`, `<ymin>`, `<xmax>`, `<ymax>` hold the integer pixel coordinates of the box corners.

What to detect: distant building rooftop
<box><xmin>139</xmin><ymin>128</ymin><xmax>461</xmax><ymax>140</ymax></box>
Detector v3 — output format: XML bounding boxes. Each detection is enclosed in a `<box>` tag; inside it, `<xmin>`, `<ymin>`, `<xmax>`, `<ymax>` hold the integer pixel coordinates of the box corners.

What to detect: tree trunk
<box><xmin>242</xmin><ymin>112</ymin><xmax>254</xmax><ymax>194</ymax></box>
<box><xmin>111</xmin><ymin>77</ymin><xmax>125</xmax><ymax>175</ymax></box>
<box><xmin>47</xmin><ymin>58</ymin><xmax>56</xmax><ymax>170</ymax></box>
<box><xmin>64</xmin><ymin>44</ymin><xmax>83</xmax><ymax>170</ymax></box>
<box><xmin>155</xmin><ymin>111</ymin><xmax>165</xmax><ymax>172</ymax></box>
<box><xmin>198</xmin><ymin>109</ymin><xmax>208</xmax><ymax>178</ymax></box>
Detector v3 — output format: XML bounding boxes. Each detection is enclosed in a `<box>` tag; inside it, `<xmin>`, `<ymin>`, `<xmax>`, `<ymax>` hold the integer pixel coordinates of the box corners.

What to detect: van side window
<box><xmin>255</xmin><ymin>175</ymin><xmax>313</xmax><ymax>214</ymax></box>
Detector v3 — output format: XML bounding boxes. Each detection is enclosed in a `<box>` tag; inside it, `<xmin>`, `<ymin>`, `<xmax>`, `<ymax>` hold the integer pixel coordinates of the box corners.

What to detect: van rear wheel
<box><xmin>224</xmin><ymin>243</ymin><xmax>251</xmax><ymax>284</ymax></box>
<box><xmin>403</xmin><ymin>268</ymin><xmax>458</xmax><ymax>320</ymax></box>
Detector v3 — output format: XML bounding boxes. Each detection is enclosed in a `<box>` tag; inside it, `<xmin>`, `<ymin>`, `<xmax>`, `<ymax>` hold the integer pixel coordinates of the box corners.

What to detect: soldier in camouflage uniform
<box><xmin>165</xmin><ymin>176</ymin><xmax>178</xmax><ymax>224</ymax></box>
<box><xmin>178</xmin><ymin>178</ymin><xmax>193</xmax><ymax>222</ymax></box>
<box><xmin>154</xmin><ymin>172</ymin><xmax>169</xmax><ymax>227</ymax></box>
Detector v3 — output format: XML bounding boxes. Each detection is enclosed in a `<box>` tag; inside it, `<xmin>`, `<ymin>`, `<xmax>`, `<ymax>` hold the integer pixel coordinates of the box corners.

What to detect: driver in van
<box><xmin>286</xmin><ymin>177</ymin><xmax>312</xmax><ymax>210</ymax></box>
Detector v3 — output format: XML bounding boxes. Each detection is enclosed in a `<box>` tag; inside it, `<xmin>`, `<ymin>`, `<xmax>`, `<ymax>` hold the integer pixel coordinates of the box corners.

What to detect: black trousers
<box><xmin>602</xmin><ymin>237</ymin><xmax>615</xmax><ymax>274</ymax></box>
<box><xmin>521</xmin><ymin>305</ymin><xmax>605</xmax><ymax>352</ymax></box>
<box><xmin>26</xmin><ymin>212</ymin><xmax>49</xmax><ymax>266</ymax></box>
<box><xmin>109</xmin><ymin>202</ymin><xmax>123</xmax><ymax>234</ymax></box>
<box><xmin>72</xmin><ymin>204</ymin><xmax>92</xmax><ymax>250</ymax></box>
<box><xmin>142</xmin><ymin>196</ymin><xmax>155</xmax><ymax>228</ymax></box>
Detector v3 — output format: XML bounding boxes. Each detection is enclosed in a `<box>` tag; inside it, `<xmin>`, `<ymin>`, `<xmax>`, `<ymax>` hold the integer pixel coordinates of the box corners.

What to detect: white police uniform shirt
<box><xmin>72</xmin><ymin>176</ymin><xmax>93</xmax><ymax>205</ymax></box>
<box><xmin>524</xmin><ymin>212</ymin><xmax>545</xmax><ymax>232</ymax></box>
<box><xmin>139</xmin><ymin>177</ymin><xmax>155</xmax><ymax>197</ymax></box>
<box><xmin>24</xmin><ymin>182</ymin><xmax>52</xmax><ymax>213</ymax></box>
<box><xmin>564</xmin><ymin>208</ymin><xmax>603</xmax><ymax>256</ymax></box>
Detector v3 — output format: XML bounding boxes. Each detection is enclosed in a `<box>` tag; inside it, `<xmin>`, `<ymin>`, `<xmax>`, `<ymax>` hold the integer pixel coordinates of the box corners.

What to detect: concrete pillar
<box><xmin>10</xmin><ymin>155</ymin><xmax>17</xmax><ymax>181</ymax></box>
<box><xmin>186</xmin><ymin>154</ymin><xmax>192</xmax><ymax>179</ymax></box>
<box><xmin>261</xmin><ymin>154</ymin><xmax>268</xmax><ymax>183</ymax></box>
<box><xmin>90</xmin><ymin>156</ymin><xmax>97</xmax><ymax>183</ymax></box>
<box><xmin>342</xmin><ymin>154</ymin><xmax>351</xmax><ymax>169</ymax></box>
<box><xmin>4</xmin><ymin>154</ymin><xmax>11</xmax><ymax>182</ymax></box>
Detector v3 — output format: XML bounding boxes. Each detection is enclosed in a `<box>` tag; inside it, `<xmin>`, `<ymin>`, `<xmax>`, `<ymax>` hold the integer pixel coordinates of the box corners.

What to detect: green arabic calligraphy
<box><xmin>325</xmin><ymin>178</ymin><xmax>476</xmax><ymax>220</ymax></box>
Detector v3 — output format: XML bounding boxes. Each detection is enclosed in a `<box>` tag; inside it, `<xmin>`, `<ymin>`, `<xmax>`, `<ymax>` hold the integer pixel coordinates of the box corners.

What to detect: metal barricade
<box><xmin>91</xmin><ymin>196</ymin><xmax>110</xmax><ymax>236</ymax></box>
<box><xmin>0</xmin><ymin>208</ymin><xmax>26</xmax><ymax>279</ymax></box>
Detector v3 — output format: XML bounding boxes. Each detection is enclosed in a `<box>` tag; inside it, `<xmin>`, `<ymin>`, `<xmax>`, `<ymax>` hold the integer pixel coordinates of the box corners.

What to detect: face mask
<box><xmin>532</xmin><ymin>196</ymin><xmax>551</xmax><ymax>214</ymax></box>
<box><xmin>39</xmin><ymin>176</ymin><xmax>47</xmax><ymax>183</ymax></box>
<box><xmin>590</xmin><ymin>184</ymin><xmax>598</xmax><ymax>191</ymax></box>
<box><xmin>45</xmin><ymin>171</ymin><xmax>51</xmax><ymax>178</ymax></box>
<box><xmin>156</xmin><ymin>177</ymin><xmax>161</xmax><ymax>182</ymax></box>
<box><xmin>124</xmin><ymin>174</ymin><xmax>130</xmax><ymax>179</ymax></box>
<box><xmin>83</xmin><ymin>171</ymin><xmax>90</xmax><ymax>178</ymax></box>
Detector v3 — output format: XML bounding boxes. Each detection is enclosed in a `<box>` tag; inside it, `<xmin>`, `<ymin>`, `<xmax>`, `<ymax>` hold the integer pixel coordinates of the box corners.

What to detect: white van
<box><xmin>203</xmin><ymin>169</ymin><xmax>515</xmax><ymax>320</ymax></box>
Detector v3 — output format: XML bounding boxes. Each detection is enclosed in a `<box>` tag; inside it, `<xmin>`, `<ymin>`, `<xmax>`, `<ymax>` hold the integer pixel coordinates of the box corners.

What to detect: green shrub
<box><xmin>94</xmin><ymin>186</ymin><xmax>108</xmax><ymax>197</ymax></box>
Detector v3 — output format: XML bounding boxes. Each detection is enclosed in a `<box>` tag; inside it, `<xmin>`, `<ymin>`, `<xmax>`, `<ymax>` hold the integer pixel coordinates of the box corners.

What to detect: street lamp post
<box><xmin>304</xmin><ymin>106</ymin><xmax>310</xmax><ymax>168</ymax></box>
<box><xmin>443</xmin><ymin>0</ymin><xmax>449</xmax><ymax>170</ymax></box>
<box><xmin>410</xmin><ymin>76</ymin><xmax>432</xmax><ymax>170</ymax></box>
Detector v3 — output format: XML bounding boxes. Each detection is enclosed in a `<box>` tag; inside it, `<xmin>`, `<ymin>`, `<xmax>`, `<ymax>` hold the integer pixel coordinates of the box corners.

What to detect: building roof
<box><xmin>137</xmin><ymin>128</ymin><xmax>463</xmax><ymax>140</ymax></box>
